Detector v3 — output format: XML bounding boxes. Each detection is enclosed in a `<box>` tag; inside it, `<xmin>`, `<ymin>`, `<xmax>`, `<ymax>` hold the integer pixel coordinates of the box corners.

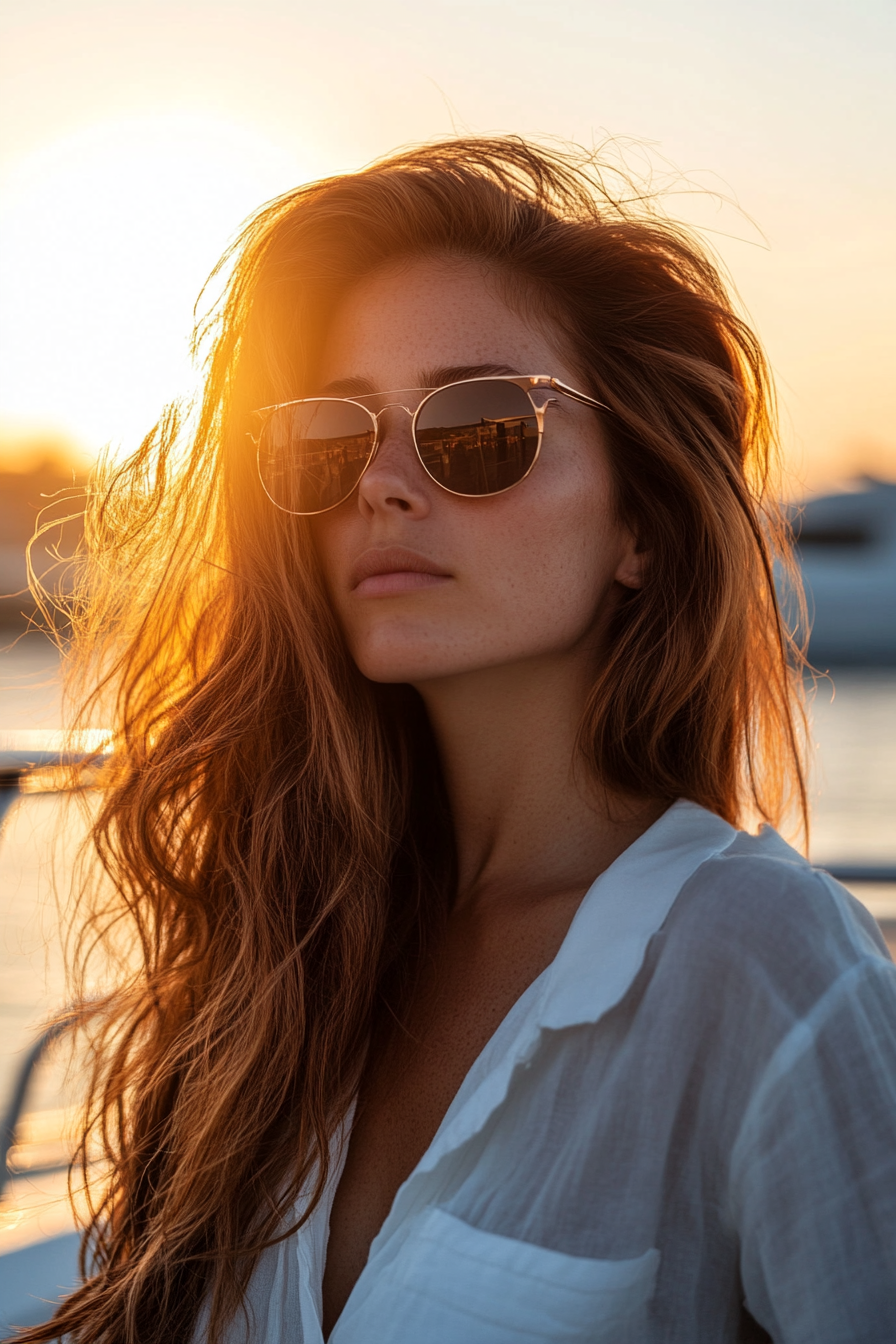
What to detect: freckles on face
<box><xmin>309</xmin><ymin>256</ymin><xmax>638</xmax><ymax>685</ymax></box>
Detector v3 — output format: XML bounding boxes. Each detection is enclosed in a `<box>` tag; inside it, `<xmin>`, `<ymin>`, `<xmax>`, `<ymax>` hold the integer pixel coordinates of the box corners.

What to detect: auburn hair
<box><xmin>23</xmin><ymin>137</ymin><xmax>807</xmax><ymax>1343</ymax></box>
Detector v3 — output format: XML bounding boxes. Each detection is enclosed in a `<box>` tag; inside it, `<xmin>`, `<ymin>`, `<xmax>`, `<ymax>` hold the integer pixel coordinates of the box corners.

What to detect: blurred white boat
<box><xmin>783</xmin><ymin>477</ymin><xmax>896</xmax><ymax>665</ymax></box>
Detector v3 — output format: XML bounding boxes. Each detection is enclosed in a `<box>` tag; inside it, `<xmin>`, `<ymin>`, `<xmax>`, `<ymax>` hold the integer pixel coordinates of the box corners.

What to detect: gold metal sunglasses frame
<box><xmin>253</xmin><ymin>374</ymin><xmax>609</xmax><ymax>516</ymax></box>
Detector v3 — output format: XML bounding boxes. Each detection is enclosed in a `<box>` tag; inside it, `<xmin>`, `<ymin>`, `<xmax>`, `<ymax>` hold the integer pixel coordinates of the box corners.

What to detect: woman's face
<box><xmin>310</xmin><ymin>255</ymin><xmax>643</xmax><ymax>686</ymax></box>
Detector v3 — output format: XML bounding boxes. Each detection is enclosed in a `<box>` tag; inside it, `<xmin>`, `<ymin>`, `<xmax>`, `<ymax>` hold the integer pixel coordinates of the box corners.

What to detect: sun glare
<box><xmin>0</xmin><ymin>114</ymin><xmax>319</xmax><ymax>463</ymax></box>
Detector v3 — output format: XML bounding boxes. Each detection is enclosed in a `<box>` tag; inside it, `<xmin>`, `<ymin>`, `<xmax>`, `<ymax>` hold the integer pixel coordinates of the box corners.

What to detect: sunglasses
<box><xmin>253</xmin><ymin>375</ymin><xmax>608</xmax><ymax>516</ymax></box>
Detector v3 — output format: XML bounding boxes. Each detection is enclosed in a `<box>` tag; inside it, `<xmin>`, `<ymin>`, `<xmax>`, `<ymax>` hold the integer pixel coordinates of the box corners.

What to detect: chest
<box><xmin>321</xmin><ymin>889</ymin><xmax>583</xmax><ymax>1334</ymax></box>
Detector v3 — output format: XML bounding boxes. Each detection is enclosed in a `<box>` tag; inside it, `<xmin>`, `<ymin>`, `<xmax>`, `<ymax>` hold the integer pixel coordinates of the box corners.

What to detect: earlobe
<box><xmin>612</xmin><ymin>529</ymin><xmax>647</xmax><ymax>588</ymax></box>
<box><xmin>615</xmin><ymin>541</ymin><xmax>648</xmax><ymax>590</ymax></box>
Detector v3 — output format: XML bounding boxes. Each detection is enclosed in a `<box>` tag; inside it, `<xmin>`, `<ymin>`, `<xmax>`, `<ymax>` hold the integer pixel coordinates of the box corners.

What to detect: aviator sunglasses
<box><xmin>254</xmin><ymin>375</ymin><xmax>609</xmax><ymax>516</ymax></box>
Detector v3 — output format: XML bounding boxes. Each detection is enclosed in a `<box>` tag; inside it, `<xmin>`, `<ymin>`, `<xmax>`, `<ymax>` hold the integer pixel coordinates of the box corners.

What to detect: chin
<box><xmin>354</xmin><ymin>653</ymin><xmax>456</xmax><ymax>685</ymax></box>
<box><xmin>344</xmin><ymin>617</ymin><xmax>431</xmax><ymax>681</ymax></box>
<box><xmin>347</xmin><ymin>630</ymin><xmax>469</xmax><ymax>686</ymax></box>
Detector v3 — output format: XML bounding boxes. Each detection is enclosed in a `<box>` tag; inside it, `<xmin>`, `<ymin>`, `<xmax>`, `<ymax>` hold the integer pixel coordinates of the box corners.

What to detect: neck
<box><xmin>415</xmin><ymin>651</ymin><xmax>664</xmax><ymax>910</ymax></box>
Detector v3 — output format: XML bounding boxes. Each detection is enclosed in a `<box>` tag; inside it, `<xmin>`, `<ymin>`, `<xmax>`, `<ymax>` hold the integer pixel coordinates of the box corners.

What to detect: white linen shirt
<box><xmin>204</xmin><ymin>801</ymin><xmax>896</xmax><ymax>1343</ymax></box>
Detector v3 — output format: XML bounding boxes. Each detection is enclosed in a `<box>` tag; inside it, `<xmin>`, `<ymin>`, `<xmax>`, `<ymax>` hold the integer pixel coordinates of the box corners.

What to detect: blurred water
<box><xmin>806</xmin><ymin>670</ymin><xmax>896</xmax><ymax>868</ymax></box>
<box><xmin>1</xmin><ymin>641</ymin><xmax>895</xmax><ymax>1248</ymax></box>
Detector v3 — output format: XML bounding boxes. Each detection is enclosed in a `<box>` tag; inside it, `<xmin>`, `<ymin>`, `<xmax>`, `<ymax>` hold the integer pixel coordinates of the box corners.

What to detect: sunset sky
<box><xmin>0</xmin><ymin>0</ymin><xmax>893</xmax><ymax>494</ymax></box>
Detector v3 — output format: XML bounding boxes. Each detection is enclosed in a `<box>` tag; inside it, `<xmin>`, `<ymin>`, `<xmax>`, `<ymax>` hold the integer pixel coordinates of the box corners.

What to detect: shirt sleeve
<box><xmin>729</xmin><ymin>955</ymin><xmax>896</xmax><ymax>1344</ymax></box>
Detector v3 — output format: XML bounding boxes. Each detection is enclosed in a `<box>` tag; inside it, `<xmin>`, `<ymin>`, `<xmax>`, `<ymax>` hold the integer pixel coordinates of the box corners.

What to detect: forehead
<box><xmin>317</xmin><ymin>254</ymin><xmax>572</xmax><ymax>389</ymax></box>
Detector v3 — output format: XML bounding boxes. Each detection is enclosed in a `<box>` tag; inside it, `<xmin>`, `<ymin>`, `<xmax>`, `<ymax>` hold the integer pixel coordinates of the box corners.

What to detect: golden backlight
<box><xmin>0</xmin><ymin>114</ymin><xmax>318</xmax><ymax>465</ymax></box>
<box><xmin>0</xmin><ymin>106</ymin><xmax>892</xmax><ymax>491</ymax></box>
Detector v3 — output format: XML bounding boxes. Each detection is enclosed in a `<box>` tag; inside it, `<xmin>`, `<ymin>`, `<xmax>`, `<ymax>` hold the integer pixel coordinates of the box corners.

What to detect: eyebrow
<box><xmin>319</xmin><ymin>363</ymin><xmax>524</xmax><ymax>397</ymax></box>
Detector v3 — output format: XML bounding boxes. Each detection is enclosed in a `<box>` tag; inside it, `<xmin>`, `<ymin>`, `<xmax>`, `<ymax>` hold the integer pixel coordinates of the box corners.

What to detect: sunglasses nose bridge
<box><xmin>367</xmin><ymin>400</ymin><xmax>419</xmax><ymax>463</ymax></box>
<box><xmin>370</xmin><ymin>399</ymin><xmax>417</xmax><ymax>426</ymax></box>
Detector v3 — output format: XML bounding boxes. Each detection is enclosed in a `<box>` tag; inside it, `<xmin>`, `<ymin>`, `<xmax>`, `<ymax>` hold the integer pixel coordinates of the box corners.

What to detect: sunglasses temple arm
<box><xmin>549</xmin><ymin>379</ymin><xmax>611</xmax><ymax>414</ymax></box>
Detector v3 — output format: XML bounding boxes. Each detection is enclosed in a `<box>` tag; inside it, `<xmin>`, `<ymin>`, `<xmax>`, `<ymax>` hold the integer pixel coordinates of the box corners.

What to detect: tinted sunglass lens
<box><xmin>258</xmin><ymin>400</ymin><xmax>376</xmax><ymax>514</ymax></box>
<box><xmin>415</xmin><ymin>380</ymin><xmax>538</xmax><ymax>496</ymax></box>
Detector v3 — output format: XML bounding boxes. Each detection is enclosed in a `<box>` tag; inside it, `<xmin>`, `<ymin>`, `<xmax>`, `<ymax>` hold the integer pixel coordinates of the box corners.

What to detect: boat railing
<box><xmin>0</xmin><ymin>1016</ymin><xmax>83</xmax><ymax>1202</ymax></box>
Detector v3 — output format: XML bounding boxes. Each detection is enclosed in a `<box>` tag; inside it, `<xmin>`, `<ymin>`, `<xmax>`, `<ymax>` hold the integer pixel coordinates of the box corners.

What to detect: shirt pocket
<box><xmin>379</xmin><ymin>1206</ymin><xmax>659</xmax><ymax>1343</ymax></box>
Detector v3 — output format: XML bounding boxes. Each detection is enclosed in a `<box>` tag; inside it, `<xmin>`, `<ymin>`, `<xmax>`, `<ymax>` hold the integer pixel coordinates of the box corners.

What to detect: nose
<box><xmin>356</xmin><ymin>403</ymin><xmax>432</xmax><ymax>518</ymax></box>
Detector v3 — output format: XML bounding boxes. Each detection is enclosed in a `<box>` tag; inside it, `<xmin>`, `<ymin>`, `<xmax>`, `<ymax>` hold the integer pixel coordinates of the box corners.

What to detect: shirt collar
<box><xmin>537</xmin><ymin>798</ymin><xmax>737</xmax><ymax>1030</ymax></box>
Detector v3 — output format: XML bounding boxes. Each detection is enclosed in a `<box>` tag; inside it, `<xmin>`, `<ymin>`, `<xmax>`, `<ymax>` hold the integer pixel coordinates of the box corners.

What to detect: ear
<box><xmin>614</xmin><ymin>531</ymin><xmax>648</xmax><ymax>590</ymax></box>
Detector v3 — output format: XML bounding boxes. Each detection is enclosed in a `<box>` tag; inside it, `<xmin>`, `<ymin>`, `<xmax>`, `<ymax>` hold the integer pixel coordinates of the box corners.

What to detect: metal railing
<box><xmin>1</xmin><ymin>733</ymin><xmax>108</xmax><ymax>1198</ymax></box>
<box><xmin>821</xmin><ymin>864</ymin><xmax>896</xmax><ymax>883</ymax></box>
<box><xmin>0</xmin><ymin>730</ymin><xmax>109</xmax><ymax>826</ymax></box>
<box><xmin>0</xmin><ymin>1017</ymin><xmax>80</xmax><ymax>1201</ymax></box>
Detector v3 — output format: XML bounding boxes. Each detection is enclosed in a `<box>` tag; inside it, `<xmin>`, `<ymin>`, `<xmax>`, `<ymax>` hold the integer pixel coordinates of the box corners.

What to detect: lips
<box><xmin>350</xmin><ymin>546</ymin><xmax>452</xmax><ymax>594</ymax></box>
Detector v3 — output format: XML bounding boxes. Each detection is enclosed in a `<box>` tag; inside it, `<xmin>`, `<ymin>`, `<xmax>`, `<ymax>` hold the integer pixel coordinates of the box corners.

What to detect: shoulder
<box><xmin>620</xmin><ymin>822</ymin><xmax>896</xmax><ymax>1159</ymax></box>
<box><xmin>669</xmin><ymin>824</ymin><xmax>887</xmax><ymax>972</ymax></box>
<box><xmin>636</xmin><ymin>822</ymin><xmax>895</xmax><ymax>1048</ymax></box>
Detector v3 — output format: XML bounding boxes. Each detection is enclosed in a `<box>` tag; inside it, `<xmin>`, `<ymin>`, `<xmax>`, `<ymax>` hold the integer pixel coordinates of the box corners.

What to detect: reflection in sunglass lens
<box><xmin>415</xmin><ymin>379</ymin><xmax>538</xmax><ymax>496</ymax></box>
<box><xmin>258</xmin><ymin>400</ymin><xmax>377</xmax><ymax>514</ymax></box>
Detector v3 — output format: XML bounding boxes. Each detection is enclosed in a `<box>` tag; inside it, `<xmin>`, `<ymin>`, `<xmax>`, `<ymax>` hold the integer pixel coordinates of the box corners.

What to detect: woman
<box><xmin>21</xmin><ymin>138</ymin><xmax>896</xmax><ymax>1343</ymax></box>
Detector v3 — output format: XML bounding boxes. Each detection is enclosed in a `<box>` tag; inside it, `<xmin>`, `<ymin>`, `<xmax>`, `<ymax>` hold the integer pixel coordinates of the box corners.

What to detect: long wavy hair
<box><xmin>21</xmin><ymin>136</ymin><xmax>807</xmax><ymax>1343</ymax></box>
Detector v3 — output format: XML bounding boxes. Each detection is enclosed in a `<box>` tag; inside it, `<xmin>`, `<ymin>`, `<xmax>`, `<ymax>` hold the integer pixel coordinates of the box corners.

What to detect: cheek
<box><xmin>477</xmin><ymin>470</ymin><xmax>621</xmax><ymax>644</ymax></box>
<box><xmin>309</xmin><ymin>510</ymin><xmax>353</xmax><ymax>601</ymax></box>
